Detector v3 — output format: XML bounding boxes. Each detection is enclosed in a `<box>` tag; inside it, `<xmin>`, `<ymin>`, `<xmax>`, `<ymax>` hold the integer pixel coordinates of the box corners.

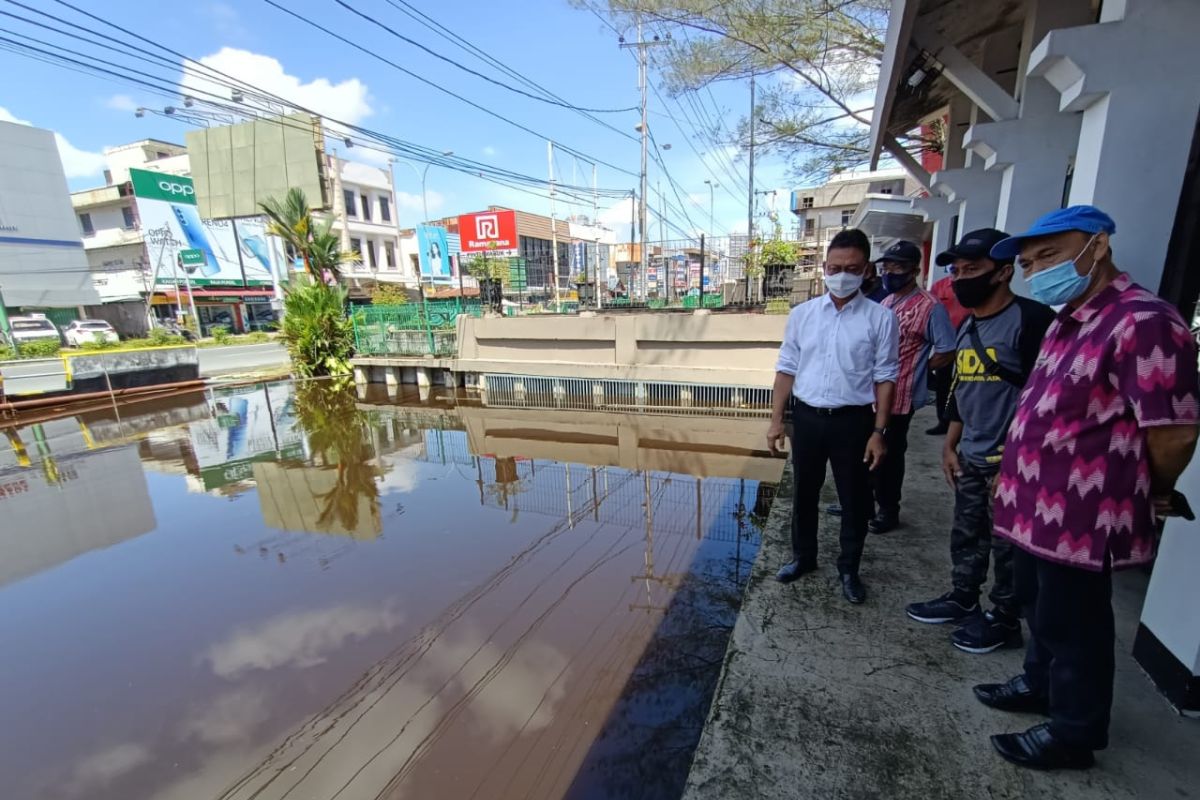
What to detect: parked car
<box><xmin>7</xmin><ymin>314</ymin><xmax>63</xmax><ymax>347</ymax></box>
<box><xmin>63</xmin><ymin>319</ymin><xmax>120</xmax><ymax>347</ymax></box>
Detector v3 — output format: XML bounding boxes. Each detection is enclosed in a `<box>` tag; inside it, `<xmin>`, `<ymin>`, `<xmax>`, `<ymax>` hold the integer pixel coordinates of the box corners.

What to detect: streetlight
<box><xmin>704</xmin><ymin>180</ymin><xmax>718</xmax><ymax>236</ymax></box>
<box><xmin>389</xmin><ymin>151</ymin><xmax>454</xmax><ymax>224</ymax></box>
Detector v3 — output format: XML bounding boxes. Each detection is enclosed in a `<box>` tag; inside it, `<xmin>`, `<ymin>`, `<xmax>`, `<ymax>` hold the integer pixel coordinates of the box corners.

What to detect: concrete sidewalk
<box><xmin>682</xmin><ymin>408</ymin><xmax>1198</xmax><ymax>800</ymax></box>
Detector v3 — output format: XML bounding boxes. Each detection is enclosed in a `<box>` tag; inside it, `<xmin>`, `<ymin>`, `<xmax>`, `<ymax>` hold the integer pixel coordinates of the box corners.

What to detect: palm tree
<box><xmin>260</xmin><ymin>188</ymin><xmax>314</xmax><ymax>280</ymax></box>
<box><xmin>308</xmin><ymin>218</ymin><xmax>361</xmax><ymax>285</ymax></box>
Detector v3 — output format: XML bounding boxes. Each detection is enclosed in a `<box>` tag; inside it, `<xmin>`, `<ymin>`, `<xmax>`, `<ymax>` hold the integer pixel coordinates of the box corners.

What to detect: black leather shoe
<box><xmin>991</xmin><ymin>723</ymin><xmax>1095</xmax><ymax>770</ymax></box>
<box><xmin>840</xmin><ymin>573</ymin><xmax>866</xmax><ymax>604</ymax></box>
<box><xmin>775</xmin><ymin>559</ymin><xmax>817</xmax><ymax>584</ymax></box>
<box><xmin>973</xmin><ymin>675</ymin><xmax>1049</xmax><ymax>715</ymax></box>
<box><xmin>868</xmin><ymin>512</ymin><xmax>898</xmax><ymax>534</ymax></box>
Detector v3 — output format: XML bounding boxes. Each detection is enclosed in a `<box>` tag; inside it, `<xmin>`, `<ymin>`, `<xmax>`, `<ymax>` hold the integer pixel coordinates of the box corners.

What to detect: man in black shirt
<box><xmin>905</xmin><ymin>229</ymin><xmax>1056</xmax><ymax>653</ymax></box>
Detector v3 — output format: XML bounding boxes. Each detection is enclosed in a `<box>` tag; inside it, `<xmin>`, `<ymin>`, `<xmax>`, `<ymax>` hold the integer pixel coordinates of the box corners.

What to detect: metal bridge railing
<box><xmin>351</xmin><ymin>300</ymin><xmax>484</xmax><ymax>357</ymax></box>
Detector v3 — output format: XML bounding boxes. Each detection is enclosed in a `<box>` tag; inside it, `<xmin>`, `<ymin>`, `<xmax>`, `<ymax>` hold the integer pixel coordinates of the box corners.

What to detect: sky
<box><xmin>0</xmin><ymin>0</ymin><xmax>798</xmax><ymax>241</ymax></box>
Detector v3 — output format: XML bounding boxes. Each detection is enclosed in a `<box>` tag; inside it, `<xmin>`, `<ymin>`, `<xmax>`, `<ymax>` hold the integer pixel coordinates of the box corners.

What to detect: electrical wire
<box><xmin>258</xmin><ymin>0</ymin><xmax>639</xmax><ymax>179</ymax></box>
<box><xmin>330</xmin><ymin>0</ymin><xmax>637</xmax><ymax>114</ymax></box>
<box><xmin>0</xmin><ymin>6</ymin><xmax>633</xmax><ymax>204</ymax></box>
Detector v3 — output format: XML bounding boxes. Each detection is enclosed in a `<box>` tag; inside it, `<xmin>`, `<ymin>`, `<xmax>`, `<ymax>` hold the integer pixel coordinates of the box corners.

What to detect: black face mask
<box><xmin>951</xmin><ymin>269</ymin><xmax>1000</xmax><ymax>308</ymax></box>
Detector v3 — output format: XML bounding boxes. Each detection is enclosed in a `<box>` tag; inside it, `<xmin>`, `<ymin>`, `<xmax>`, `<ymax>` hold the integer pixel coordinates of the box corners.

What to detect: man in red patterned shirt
<box><xmin>870</xmin><ymin>241</ymin><xmax>956</xmax><ymax>533</ymax></box>
<box><xmin>973</xmin><ymin>205</ymin><xmax>1200</xmax><ymax>770</ymax></box>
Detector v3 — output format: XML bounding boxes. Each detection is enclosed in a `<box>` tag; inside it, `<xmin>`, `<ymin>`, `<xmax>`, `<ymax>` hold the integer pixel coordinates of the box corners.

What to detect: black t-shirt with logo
<box><xmin>947</xmin><ymin>296</ymin><xmax>1056</xmax><ymax>466</ymax></box>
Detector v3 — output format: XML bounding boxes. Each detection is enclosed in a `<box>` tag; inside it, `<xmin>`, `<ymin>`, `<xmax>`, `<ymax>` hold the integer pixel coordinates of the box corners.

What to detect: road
<box><xmin>198</xmin><ymin>342</ymin><xmax>289</xmax><ymax>376</ymax></box>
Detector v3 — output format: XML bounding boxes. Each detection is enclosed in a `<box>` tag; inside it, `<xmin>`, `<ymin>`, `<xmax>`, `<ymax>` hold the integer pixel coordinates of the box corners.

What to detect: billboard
<box><xmin>188</xmin><ymin>382</ymin><xmax>305</xmax><ymax>490</ymax></box>
<box><xmin>185</xmin><ymin>113</ymin><xmax>328</xmax><ymax>219</ymax></box>
<box><xmin>458</xmin><ymin>210</ymin><xmax>518</xmax><ymax>255</ymax></box>
<box><xmin>416</xmin><ymin>224</ymin><xmax>452</xmax><ymax>282</ymax></box>
<box><xmin>131</xmin><ymin>168</ymin><xmax>277</xmax><ymax>287</ymax></box>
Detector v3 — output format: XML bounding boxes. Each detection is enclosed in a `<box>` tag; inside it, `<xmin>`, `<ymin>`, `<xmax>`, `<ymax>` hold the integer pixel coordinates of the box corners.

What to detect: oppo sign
<box><xmin>158</xmin><ymin>180</ymin><xmax>194</xmax><ymax>197</ymax></box>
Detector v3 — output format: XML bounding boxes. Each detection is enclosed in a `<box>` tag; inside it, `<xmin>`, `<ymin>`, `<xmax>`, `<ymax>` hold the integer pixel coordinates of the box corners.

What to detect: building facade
<box><xmin>324</xmin><ymin>155</ymin><xmax>406</xmax><ymax>289</ymax></box>
<box><xmin>0</xmin><ymin>120</ymin><xmax>99</xmax><ymax>331</ymax></box>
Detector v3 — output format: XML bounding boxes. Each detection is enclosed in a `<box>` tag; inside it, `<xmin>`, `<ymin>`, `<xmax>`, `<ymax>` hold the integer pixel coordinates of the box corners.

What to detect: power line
<box><xmin>258</xmin><ymin>0</ymin><xmax>639</xmax><ymax>179</ymax></box>
<box><xmin>330</xmin><ymin>0</ymin><xmax>637</xmax><ymax>114</ymax></box>
<box><xmin>0</xmin><ymin>5</ymin><xmax>633</xmax><ymax>202</ymax></box>
<box><xmin>378</xmin><ymin>0</ymin><xmax>639</xmax><ymax>145</ymax></box>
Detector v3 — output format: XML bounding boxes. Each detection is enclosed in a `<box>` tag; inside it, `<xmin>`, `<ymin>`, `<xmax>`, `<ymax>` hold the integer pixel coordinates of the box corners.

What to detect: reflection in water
<box><xmin>0</xmin><ymin>380</ymin><xmax>780</xmax><ymax>800</ymax></box>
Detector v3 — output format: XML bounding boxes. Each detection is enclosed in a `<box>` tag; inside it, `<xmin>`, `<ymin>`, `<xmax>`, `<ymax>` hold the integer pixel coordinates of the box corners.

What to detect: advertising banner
<box><xmin>416</xmin><ymin>224</ymin><xmax>452</xmax><ymax>282</ymax></box>
<box><xmin>130</xmin><ymin>168</ymin><xmax>276</xmax><ymax>287</ymax></box>
<box><xmin>189</xmin><ymin>382</ymin><xmax>305</xmax><ymax>490</ymax></box>
<box><xmin>457</xmin><ymin>210</ymin><xmax>518</xmax><ymax>255</ymax></box>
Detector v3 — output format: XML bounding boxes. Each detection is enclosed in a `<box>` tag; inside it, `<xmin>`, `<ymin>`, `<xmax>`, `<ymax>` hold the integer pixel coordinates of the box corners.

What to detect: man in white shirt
<box><xmin>767</xmin><ymin>229</ymin><xmax>901</xmax><ymax>604</ymax></box>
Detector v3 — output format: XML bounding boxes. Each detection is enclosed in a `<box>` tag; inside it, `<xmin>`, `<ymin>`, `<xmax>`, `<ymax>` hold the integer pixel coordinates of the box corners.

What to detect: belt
<box><xmin>795</xmin><ymin>400</ymin><xmax>873</xmax><ymax>417</ymax></box>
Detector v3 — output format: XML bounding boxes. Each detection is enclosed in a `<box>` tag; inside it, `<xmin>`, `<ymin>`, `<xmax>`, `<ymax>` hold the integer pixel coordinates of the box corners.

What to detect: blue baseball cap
<box><xmin>990</xmin><ymin>205</ymin><xmax>1116</xmax><ymax>261</ymax></box>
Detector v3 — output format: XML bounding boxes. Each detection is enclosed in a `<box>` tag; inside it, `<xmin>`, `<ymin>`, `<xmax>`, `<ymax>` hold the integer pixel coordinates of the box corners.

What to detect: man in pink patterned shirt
<box><xmin>973</xmin><ymin>205</ymin><xmax>1200</xmax><ymax>770</ymax></box>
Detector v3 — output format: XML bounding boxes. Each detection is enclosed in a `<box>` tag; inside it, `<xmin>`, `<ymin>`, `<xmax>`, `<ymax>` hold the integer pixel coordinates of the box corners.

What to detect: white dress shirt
<box><xmin>774</xmin><ymin>292</ymin><xmax>900</xmax><ymax>408</ymax></box>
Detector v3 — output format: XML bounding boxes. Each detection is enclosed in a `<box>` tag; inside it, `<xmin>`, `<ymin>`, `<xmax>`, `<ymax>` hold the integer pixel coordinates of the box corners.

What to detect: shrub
<box><xmin>210</xmin><ymin>325</ymin><xmax>231</xmax><ymax>345</ymax></box>
<box><xmin>245</xmin><ymin>331</ymin><xmax>271</xmax><ymax>344</ymax></box>
<box><xmin>0</xmin><ymin>345</ymin><xmax>13</xmax><ymax>361</ymax></box>
<box><xmin>765</xmin><ymin>298</ymin><xmax>792</xmax><ymax>315</ymax></box>
<box><xmin>147</xmin><ymin>327</ymin><xmax>182</xmax><ymax>347</ymax></box>
<box><xmin>79</xmin><ymin>338</ymin><xmax>119</xmax><ymax>351</ymax></box>
<box><xmin>17</xmin><ymin>339</ymin><xmax>61</xmax><ymax>358</ymax></box>
<box><xmin>280</xmin><ymin>278</ymin><xmax>354</xmax><ymax>377</ymax></box>
<box><xmin>369</xmin><ymin>283</ymin><xmax>409</xmax><ymax>306</ymax></box>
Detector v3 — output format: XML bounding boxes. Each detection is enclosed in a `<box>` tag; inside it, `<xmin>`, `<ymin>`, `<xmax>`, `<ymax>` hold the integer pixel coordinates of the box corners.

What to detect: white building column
<box><xmin>1028</xmin><ymin>0</ymin><xmax>1200</xmax><ymax>290</ymax></box>
<box><xmin>929</xmin><ymin>163</ymin><xmax>1002</xmax><ymax>237</ymax></box>
<box><xmin>911</xmin><ymin>194</ymin><xmax>958</xmax><ymax>285</ymax></box>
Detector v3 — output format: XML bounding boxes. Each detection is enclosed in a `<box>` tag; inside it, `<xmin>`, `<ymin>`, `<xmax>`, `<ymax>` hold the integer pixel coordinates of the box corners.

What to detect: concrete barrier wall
<box><xmin>65</xmin><ymin>345</ymin><xmax>198</xmax><ymax>381</ymax></box>
<box><xmin>455</xmin><ymin>312</ymin><xmax>788</xmax><ymax>387</ymax></box>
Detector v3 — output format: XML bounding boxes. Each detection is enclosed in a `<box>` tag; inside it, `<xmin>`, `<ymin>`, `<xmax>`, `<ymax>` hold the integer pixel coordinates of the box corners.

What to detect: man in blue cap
<box><xmin>972</xmin><ymin>205</ymin><xmax>1200</xmax><ymax>770</ymax></box>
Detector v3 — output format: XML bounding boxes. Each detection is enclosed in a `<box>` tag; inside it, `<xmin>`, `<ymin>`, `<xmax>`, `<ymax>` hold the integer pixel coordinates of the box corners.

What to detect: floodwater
<box><xmin>0</xmin><ymin>380</ymin><xmax>781</xmax><ymax>800</ymax></box>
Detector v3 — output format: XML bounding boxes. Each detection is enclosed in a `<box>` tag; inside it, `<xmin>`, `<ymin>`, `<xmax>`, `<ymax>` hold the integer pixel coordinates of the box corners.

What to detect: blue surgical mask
<box><xmin>1028</xmin><ymin>235</ymin><xmax>1098</xmax><ymax>306</ymax></box>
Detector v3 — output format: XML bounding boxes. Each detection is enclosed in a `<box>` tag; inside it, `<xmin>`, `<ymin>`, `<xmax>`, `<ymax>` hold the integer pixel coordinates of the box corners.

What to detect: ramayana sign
<box><xmin>457</xmin><ymin>210</ymin><xmax>518</xmax><ymax>253</ymax></box>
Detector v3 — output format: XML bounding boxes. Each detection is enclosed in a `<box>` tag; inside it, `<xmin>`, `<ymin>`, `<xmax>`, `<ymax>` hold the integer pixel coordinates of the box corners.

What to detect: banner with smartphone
<box><xmin>130</xmin><ymin>168</ymin><xmax>278</xmax><ymax>287</ymax></box>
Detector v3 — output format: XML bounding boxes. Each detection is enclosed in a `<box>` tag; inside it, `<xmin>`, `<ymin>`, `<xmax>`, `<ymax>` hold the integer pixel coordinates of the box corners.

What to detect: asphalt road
<box><xmin>198</xmin><ymin>342</ymin><xmax>290</xmax><ymax>376</ymax></box>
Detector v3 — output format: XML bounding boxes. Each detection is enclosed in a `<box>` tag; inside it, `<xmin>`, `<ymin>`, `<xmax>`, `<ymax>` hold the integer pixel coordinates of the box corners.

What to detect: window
<box><xmin>879</xmin><ymin>187</ymin><xmax>893</xmax><ymax>195</ymax></box>
<box><xmin>103</xmin><ymin>169</ymin><xmax>112</xmax><ymax>185</ymax></box>
<box><xmin>802</xmin><ymin>196</ymin><xmax>814</xmax><ymax>209</ymax></box>
<box><xmin>360</xmin><ymin>194</ymin><xmax>371</xmax><ymax>221</ymax></box>
<box><xmin>350</xmin><ymin>237</ymin><xmax>363</xmax><ymax>269</ymax></box>
<box><xmin>384</xmin><ymin>240</ymin><xmax>396</xmax><ymax>269</ymax></box>
<box><xmin>344</xmin><ymin>189</ymin><xmax>357</xmax><ymax>218</ymax></box>
<box><xmin>379</xmin><ymin>196</ymin><xmax>391</xmax><ymax>222</ymax></box>
<box><xmin>79</xmin><ymin>213</ymin><xmax>94</xmax><ymax>236</ymax></box>
<box><xmin>155</xmin><ymin>151</ymin><xmax>169</xmax><ymax>160</ymax></box>
<box><xmin>841</xmin><ymin>209</ymin><xmax>852</xmax><ymax>227</ymax></box>
<box><xmin>804</xmin><ymin>218</ymin><xmax>816</xmax><ymax>236</ymax></box>
<box><xmin>366</xmin><ymin>240</ymin><xmax>377</xmax><ymax>269</ymax></box>
<box><xmin>121</xmin><ymin>206</ymin><xmax>136</xmax><ymax>229</ymax></box>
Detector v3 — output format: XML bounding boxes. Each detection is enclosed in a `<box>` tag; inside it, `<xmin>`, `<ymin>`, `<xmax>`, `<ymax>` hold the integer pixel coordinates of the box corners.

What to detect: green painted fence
<box><xmin>351</xmin><ymin>300</ymin><xmax>483</xmax><ymax>356</ymax></box>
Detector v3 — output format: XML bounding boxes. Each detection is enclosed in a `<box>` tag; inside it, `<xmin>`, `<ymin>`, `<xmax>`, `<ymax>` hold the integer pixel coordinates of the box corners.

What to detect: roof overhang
<box><xmin>869</xmin><ymin>0</ymin><xmax>1026</xmax><ymax>168</ymax></box>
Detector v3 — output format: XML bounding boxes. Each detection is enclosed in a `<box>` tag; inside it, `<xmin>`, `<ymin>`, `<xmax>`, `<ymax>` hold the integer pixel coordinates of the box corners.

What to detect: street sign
<box><xmin>178</xmin><ymin>249</ymin><xmax>205</xmax><ymax>267</ymax></box>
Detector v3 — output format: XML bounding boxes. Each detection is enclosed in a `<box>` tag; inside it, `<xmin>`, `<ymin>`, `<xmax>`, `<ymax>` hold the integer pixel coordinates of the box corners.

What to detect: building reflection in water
<box><xmin>0</xmin><ymin>380</ymin><xmax>781</xmax><ymax>800</ymax></box>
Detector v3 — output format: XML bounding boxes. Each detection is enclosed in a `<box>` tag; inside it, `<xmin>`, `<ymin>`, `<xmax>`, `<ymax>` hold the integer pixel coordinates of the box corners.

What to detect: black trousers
<box><xmin>950</xmin><ymin>461</ymin><xmax>1016</xmax><ymax>614</ymax></box>
<box><xmin>930</xmin><ymin>365</ymin><xmax>953</xmax><ymax>423</ymax></box>
<box><xmin>872</xmin><ymin>411</ymin><xmax>913</xmax><ymax>517</ymax></box>
<box><xmin>790</xmin><ymin>402</ymin><xmax>874</xmax><ymax>575</ymax></box>
<box><xmin>1015</xmin><ymin>548</ymin><xmax>1114</xmax><ymax>750</ymax></box>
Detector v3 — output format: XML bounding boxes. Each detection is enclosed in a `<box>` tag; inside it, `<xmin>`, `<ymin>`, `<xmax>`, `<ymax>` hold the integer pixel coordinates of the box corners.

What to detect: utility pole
<box><xmin>0</xmin><ymin>284</ymin><xmax>12</xmax><ymax>347</ymax></box>
<box><xmin>593</xmin><ymin>163</ymin><xmax>602</xmax><ymax>309</ymax></box>
<box><xmin>620</xmin><ymin>20</ymin><xmax>668</xmax><ymax>301</ymax></box>
<box><xmin>548</xmin><ymin>140</ymin><xmax>561</xmax><ymax>309</ymax></box>
<box><xmin>658</xmin><ymin>179</ymin><xmax>666</xmax><ymax>300</ymax></box>
<box><xmin>746</xmin><ymin>74</ymin><xmax>757</xmax><ymax>302</ymax></box>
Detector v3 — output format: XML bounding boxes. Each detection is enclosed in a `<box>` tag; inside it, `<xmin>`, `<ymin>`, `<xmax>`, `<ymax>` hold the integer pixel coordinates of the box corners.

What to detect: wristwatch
<box><xmin>873</xmin><ymin>426</ymin><xmax>888</xmax><ymax>436</ymax></box>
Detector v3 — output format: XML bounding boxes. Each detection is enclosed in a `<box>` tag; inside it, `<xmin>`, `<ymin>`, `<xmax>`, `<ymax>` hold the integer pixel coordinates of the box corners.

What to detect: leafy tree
<box><xmin>260</xmin><ymin>188</ymin><xmax>314</xmax><ymax>279</ymax></box>
<box><xmin>466</xmin><ymin>253</ymin><xmax>510</xmax><ymax>284</ymax></box>
<box><xmin>369</xmin><ymin>283</ymin><xmax>410</xmax><ymax>306</ymax></box>
<box><xmin>577</xmin><ymin>0</ymin><xmax>915</xmax><ymax>178</ymax></box>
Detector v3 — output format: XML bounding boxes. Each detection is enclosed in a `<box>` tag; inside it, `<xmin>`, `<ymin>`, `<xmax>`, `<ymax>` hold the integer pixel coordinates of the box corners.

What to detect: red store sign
<box><xmin>458</xmin><ymin>210</ymin><xmax>518</xmax><ymax>253</ymax></box>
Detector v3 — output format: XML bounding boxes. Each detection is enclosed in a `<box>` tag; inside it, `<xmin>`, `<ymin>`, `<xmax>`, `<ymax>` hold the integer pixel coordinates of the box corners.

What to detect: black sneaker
<box><xmin>952</xmin><ymin>609</ymin><xmax>1023</xmax><ymax>654</ymax></box>
<box><xmin>905</xmin><ymin>591</ymin><xmax>980</xmax><ymax>624</ymax></box>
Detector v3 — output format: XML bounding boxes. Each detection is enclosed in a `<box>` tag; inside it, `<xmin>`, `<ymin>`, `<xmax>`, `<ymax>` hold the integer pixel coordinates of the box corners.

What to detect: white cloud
<box><xmin>178</xmin><ymin>688</ymin><xmax>270</xmax><ymax>745</ymax></box>
<box><xmin>204</xmin><ymin>601</ymin><xmax>404</xmax><ymax>678</ymax></box>
<box><xmin>482</xmin><ymin>145</ymin><xmax>497</xmax><ymax>157</ymax></box>
<box><xmin>64</xmin><ymin>743</ymin><xmax>151</xmax><ymax>796</ymax></box>
<box><xmin>392</xmin><ymin>189</ymin><xmax>445</xmax><ymax>218</ymax></box>
<box><xmin>598</xmin><ymin>196</ymin><xmax>635</xmax><ymax>227</ymax></box>
<box><xmin>0</xmin><ymin>106</ymin><xmax>106</xmax><ymax>179</ymax></box>
<box><xmin>181</xmin><ymin>48</ymin><xmax>373</xmax><ymax>125</ymax></box>
<box><xmin>106</xmin><ymin>94</ymin><xmax>139</xmax><ymax>112</ymax></box>
<box><xmin>208</xmin><ymin>2</ymin><xmax>249</xmax><ymax>40</ymax></box>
